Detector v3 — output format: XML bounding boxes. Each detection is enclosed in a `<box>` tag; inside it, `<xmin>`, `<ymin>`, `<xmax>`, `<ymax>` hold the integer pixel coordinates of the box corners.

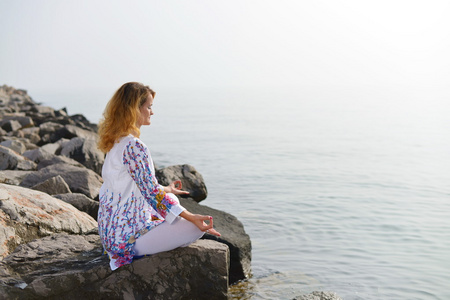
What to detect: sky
<box><xmin>1</xmin><ymin>0</ymin><xmax>450</xmax><ymax>97</ymax></box>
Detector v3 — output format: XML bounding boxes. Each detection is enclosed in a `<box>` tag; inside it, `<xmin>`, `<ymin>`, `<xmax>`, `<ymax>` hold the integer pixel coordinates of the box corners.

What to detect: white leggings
<box><xmin>133</xmin><ymin>216</ymin><xmax>204</xmax><ymax>256</ymax></box>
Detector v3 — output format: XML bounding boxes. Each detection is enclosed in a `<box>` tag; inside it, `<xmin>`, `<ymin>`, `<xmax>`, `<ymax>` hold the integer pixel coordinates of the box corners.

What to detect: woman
<box><xmin>97</xmin><ymin>82</ymin><xmax>220</xmax><ymax>270</ymax></box>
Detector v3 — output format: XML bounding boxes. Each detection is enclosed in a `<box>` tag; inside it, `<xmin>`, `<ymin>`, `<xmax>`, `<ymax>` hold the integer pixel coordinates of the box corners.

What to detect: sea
<box><xmin>35</xmin><ymin>85</ymin><xmax>450</xmax><ymax>300</ymax></box>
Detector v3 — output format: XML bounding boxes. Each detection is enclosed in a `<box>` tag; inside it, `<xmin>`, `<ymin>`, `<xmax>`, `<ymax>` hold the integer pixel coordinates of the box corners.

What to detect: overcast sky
<box><xmin>1</xmin><ymin>0</ymin><xmax>449</xmax><ymax>96</ymax></box>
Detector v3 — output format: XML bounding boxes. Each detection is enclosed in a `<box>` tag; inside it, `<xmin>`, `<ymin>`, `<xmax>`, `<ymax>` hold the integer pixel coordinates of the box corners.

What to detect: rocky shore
<box><xmin>0</xmin><ymin>85</ymin><xmax>251</xmax><ymax>299</ymax></box>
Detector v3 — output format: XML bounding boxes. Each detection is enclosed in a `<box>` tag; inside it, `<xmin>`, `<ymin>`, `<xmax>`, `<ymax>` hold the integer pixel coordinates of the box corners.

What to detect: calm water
<box><xmin>37</xmin><ymin>86</ymin><xmax>450</xmax><ymax>300</ymax></box>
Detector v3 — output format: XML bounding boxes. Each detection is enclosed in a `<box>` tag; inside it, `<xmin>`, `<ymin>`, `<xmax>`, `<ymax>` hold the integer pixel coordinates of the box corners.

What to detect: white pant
<box><xmin>133</xmin><ymin>216</ymin><xmax>204</xmax><ymax>256</ymax></box>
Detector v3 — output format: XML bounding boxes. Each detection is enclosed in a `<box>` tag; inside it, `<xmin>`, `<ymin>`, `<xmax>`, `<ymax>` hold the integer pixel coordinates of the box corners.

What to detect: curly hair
<box><xmin>98</xmin><ymin>82</ymin><xmax>155</xmax><ymax>153</ymax></box>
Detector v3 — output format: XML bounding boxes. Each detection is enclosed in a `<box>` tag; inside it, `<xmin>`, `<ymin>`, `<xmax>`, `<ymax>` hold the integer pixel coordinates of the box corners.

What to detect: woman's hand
<box><xmin>180</xmin><ymin>211</ymin><xmax>221</xmax><ymax>237</ymax></box>
<box><xmin>164</xmin><ymin>180</ymin><xmax>190</xmax><ymax>195</ymax></box>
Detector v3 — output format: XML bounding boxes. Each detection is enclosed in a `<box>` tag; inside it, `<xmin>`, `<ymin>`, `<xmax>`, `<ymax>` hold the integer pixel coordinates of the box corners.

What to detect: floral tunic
<box><xmin>98</xmin><ymin>135</ymin><xmax>185</xmax><ymax>270</ymax></box>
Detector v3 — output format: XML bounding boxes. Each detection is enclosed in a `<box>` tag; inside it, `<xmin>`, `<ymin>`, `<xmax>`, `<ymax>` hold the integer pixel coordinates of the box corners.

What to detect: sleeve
<box><xmin>122</xmin><ymin>139</ymin><xmax>185</xmax><ymax>223</ymax></box>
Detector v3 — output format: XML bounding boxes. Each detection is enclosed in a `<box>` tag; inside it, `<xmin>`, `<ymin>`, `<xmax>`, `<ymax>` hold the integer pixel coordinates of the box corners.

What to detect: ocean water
<box><xmin>36</xmin><ymin>86</ymin><xmax>450</xmax><ymax>300</ymax></box>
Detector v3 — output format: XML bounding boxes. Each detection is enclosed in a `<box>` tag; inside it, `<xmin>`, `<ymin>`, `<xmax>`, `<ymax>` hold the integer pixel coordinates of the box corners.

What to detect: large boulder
<box><xmin>31</xmin><ymin>175</ymin><xmax>71</xmax><ymax>195</ymax></box>
<box><xmin>0</xmin><ymin>115</ymin><xmax>34</xmax><ymax>129</ymax></box>
<box><xmin>0</xmin><ymin>184</ymin><xmax>97</xmax><ymax>259</ymax></box>
<box><xmin>60</xmin><ymin>137</ymin><xmax>104</xmax><ymax>174</ymax></box>
<box><xmin>53</xmin><ymin>193</ymin><xmax>99</xmax><ymax>220</ymax></box>
<box><xmin>156</xmin><ymin>164</ymin><xmax>207</xmax><ymax>203</ymax></box>
<box><xmin>0</xmin><ymin>234</ymin><xmax>229</xmax><ymax>300</ymax></box>
<box><xmin>180</xmin><ymin>198</ymin><xmax>251</xmax><ymax>284</ymax></box>
<box><xmin>0</xmin><ymin>170</ymin><xmax>34</xmax><ymax>185</ymax></box>
<box><xmin>0</xmin><ymin>145</ymin><xmax>37</xmax><ymax>171</ymax></box>
<box><xmin>22</xmin><ymin>148</ymin><xmax>54</xmax><ymax>164</ymax></box>
<box><xmin>51</xmin><ymin>124</ymin><xmax>98</xmax><ymax>143</ymax></box>
<box><xmin>0</xmin><ymin>140</ymin><xmax>26</xmax><ymax>154</ymax></box>
<box><xmin>20</xmin><ymin>163</ymin><xmax>103</xmax><ymax>199</ymax></box>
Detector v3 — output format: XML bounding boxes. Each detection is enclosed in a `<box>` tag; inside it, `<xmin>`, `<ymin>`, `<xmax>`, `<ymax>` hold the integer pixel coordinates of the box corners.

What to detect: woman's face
<box><xmin>137</xmin><ymin>94</ymin><xmax>154</xmax><ymax>127</ymax></box>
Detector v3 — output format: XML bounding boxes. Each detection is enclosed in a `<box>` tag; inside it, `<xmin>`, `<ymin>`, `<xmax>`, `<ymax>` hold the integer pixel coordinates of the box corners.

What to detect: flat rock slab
<box><xmin>0</xmin><ymin>234</ymin><xmax>229</xmax><ymax>300</ymax></box>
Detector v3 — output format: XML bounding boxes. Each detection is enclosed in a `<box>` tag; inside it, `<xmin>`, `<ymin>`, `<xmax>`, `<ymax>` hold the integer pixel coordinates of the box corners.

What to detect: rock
<box><xmin>60</xmin><ymin>137</ymin><xmax>104</xmax><ymax>174</ymax></box>
<box><xmin>180</xmin><ymin>198</ymin><xmax>251</xmax><ymax>284</ymax></box>
<box><xmin>0</xmin><ymin>170</ymin><xmax>34</xmax><ymax>185</ymax></box>
<box><xmin>22</xmin><ymin>148</ymin><xmax>53</xmax><ymax>164</ymax></box>
<box><xmin>0</xmin><ymin>234</ymin><xmax>229</xmax><ymax>300</ymax></box>
<box><xmin>20</xmin><ymin>163</ymin><xmax>103</xmax><ymax>199</ymax></box>
<box><xmin>31</xmin><ymin>105</ymin><xmax>55</xmax><ymax>116</ymax></box>
<box><xmin>0</xmin><ymin>145</ymin><xmax>37</xmax><ymax>171</ymax></box>
<box><xmin>0</xmin><ymin>120</ymin><xmax>21</xmax><ymax>132</ymax></box>
<box><xmin>0</xmin><ymin>140</ymin><xmax>26</xmax><ymax>154</ymax></box>
<box><xmin>53</xmin><ymin>193</ymin><xmax>98</xmax><ymax>220</ymax></box>
<box><xmin>38</xmin><ymin>122</ymin><xmax>64</xmax><ymax>137</ymax></box>
<box><xmin>156</xmin><ymin>164</ymin><xmax>208</xmax><ymax>203</ymax></box>
<box><xmin>40</xmin><ymin>142</ymin><xmax>61</xmax><ymax>154</ymax></box>
<box><xmin>31</xmin><ymin>175</ymin><xmax>71</xmax><ymax>195</ymax></box>
<box><xmin>0</xmin><ymin>184</ymin><xmax>97</xmax><ymax>259</ymax></box>
<box><xmin>36</xmin><ymin>155</ymin><xmax>84</xmax><ymax>169</ymax></box>
<box><xmin>0</xmin><ymin>115</ymin><xmax>33</xmax><ymax>129</ymax></box>
<box><xmin>293</xmin><ymin>291</ymin><xmax>343</xmax><ymax>300</ymax></box>
<box><xmin>51</xmin><ymin>124</ymin><xmax>98</xmax><ymax>143</ymax></box>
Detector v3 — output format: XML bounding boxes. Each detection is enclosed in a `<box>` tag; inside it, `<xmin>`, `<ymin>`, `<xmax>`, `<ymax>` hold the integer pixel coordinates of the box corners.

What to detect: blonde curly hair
<box><xmin>97</xmin><ymin>82</ymin><xmax>155</xmax><ymax>153</ymax></box>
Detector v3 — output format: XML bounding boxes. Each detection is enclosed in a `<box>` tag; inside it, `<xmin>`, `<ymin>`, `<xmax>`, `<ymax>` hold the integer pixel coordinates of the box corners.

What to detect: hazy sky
<box><xmin>1</xmin><ymin>0</ymin><xmax>449</xmax><ymax>95</ymax></box>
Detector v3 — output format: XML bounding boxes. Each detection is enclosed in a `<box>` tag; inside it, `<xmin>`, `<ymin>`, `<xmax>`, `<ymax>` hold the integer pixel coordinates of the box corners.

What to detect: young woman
<box><xmin>97</xmin><ymin>82</ymin><xmax>220</xmax><ymax>270</ymax></box>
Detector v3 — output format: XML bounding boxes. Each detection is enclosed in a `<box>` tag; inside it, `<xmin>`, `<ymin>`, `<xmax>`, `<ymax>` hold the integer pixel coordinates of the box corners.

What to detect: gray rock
<box><xmin>0</xmin><ymin>145</ymin><xmax>37</xmax><ymax>171</ymax></box>
<box><xmin>21</xmin><ymin>163</ymin><xmax>103</xmax><ymax>199</ymax></box>
<box><xmin>1</xmin><ymin>120</ymin><xmax>21</xmax><ymax>132</ymax></box>
<box><xmin>53</xmin><ymin>193</ymin><xmax>98</xmax><ymax>220</ymax></box>
<box><xmin>180</xmin><ymin>198</ymin><xmax>251</xmax><ymax>284</ymax></box>
<box><xmin>20</xmin><ymin>126</ymin><xmax>40</xmax><ymax>136</ymax></box>
<box><xmin>40</xmin><ymin>142</ymin><xmax>61</xmax><ymax>154</ymax></box>
<box><xmin>32</xmin><ymin>105</ymin><xmax>55</xmax><ymax>116</ymax></box>
<box><xmin>0</xmin><ymin>184</ymin><xmax>97</xmax><ymax>259</ymax></box>
<box><xmin>31</xmin><ymin>175</ymin><xmax>71</xmax><ymax>195</ymax></box>
<box><xmin>0</xmin><ymin>116</ymin><xmax>33</xmax><ymax>129</ymax></box>
<box><xmin>0</xmin><ymin>140</ymin><xmax>26</xmax><ymax>154</ymax></box>
<box><xmin>36</xmin><ymin>155</ymin><xmax>84</xmax><ymax>169</ymax></box>
<box><xmin>156</xmin><ymin>164</ymin><xmax>208</xmax><ymax>203</ymax></box>
<box><xmin>38</xmin><ymin>122</ymin><xmax>64</xmax><ymax>137</ymax></box>
<box><xmin>0</xmin><ymin>170</ymin><xmax>34</xmax><ymax>185</ymax></box>
<box><xmin>293</xmin><ymin>291</ymin><xmax>343</xmax><ymax>300</ymax></box>
<box><xmin>22</xmin><ymin>148</ymin><xmax>53</xmax><ymax>164</ymax></box>
<box><xmin>60</xmin><ymin>137</ymin><xmax>104</xmax><ymax>174</ymax></box>
<box><xmin>0</xmin><ymin>234</ymin><xmax>229</xmax><ymax>300</ymax></box>
<box><xmin>51</xmin><ymin>124</ymin><xmax>98</xmax><ymax>143</ymax></box>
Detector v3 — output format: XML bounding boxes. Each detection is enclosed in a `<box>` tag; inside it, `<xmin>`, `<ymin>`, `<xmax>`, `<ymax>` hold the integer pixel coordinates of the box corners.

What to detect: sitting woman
<box><xmin>97</xmin><ymin>82</ymin><xmax>220</xmax><ymax>270</ymax></box>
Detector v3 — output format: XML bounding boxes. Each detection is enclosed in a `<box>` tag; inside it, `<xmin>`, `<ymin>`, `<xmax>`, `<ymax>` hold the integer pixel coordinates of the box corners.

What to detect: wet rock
<box><xmin>53</xmin><ymin>193</ymin><xmax>98</xmax><ymax>220</ymax></box>
<box><xmin>180</xmin><ymin>198</ymin><xmax>251</xmax><ymax>284</ymax></box>
<box><xmin>293</xmin><ymin>291</ymin><xmax>343</xmax><ymax>300</ymax></box>
<box><xmin>0</xmin><ymin>184</ymin><xmax>97</xmax><ymax>259</ymax></box>
<box><xmin>0</xmin><ymin>234</ymin><xmax>229</xmax><ymax>300</ymax></box>
<box><xmin>31</xmin><ymin>175</ymin><xmax>71</xmax><ymax>195</ymax></box>
<box><xmin>156</xmin><ymin>164</ymin><xmax>208</xmax><ymax>203</ymax></box>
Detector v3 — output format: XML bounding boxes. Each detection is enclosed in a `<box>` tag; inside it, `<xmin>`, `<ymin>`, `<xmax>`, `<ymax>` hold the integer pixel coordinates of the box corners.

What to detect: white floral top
<box><xmin>98</xmin><ymin>135</ymin><xmax>185</xmax><ymax>270</ymax></box>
